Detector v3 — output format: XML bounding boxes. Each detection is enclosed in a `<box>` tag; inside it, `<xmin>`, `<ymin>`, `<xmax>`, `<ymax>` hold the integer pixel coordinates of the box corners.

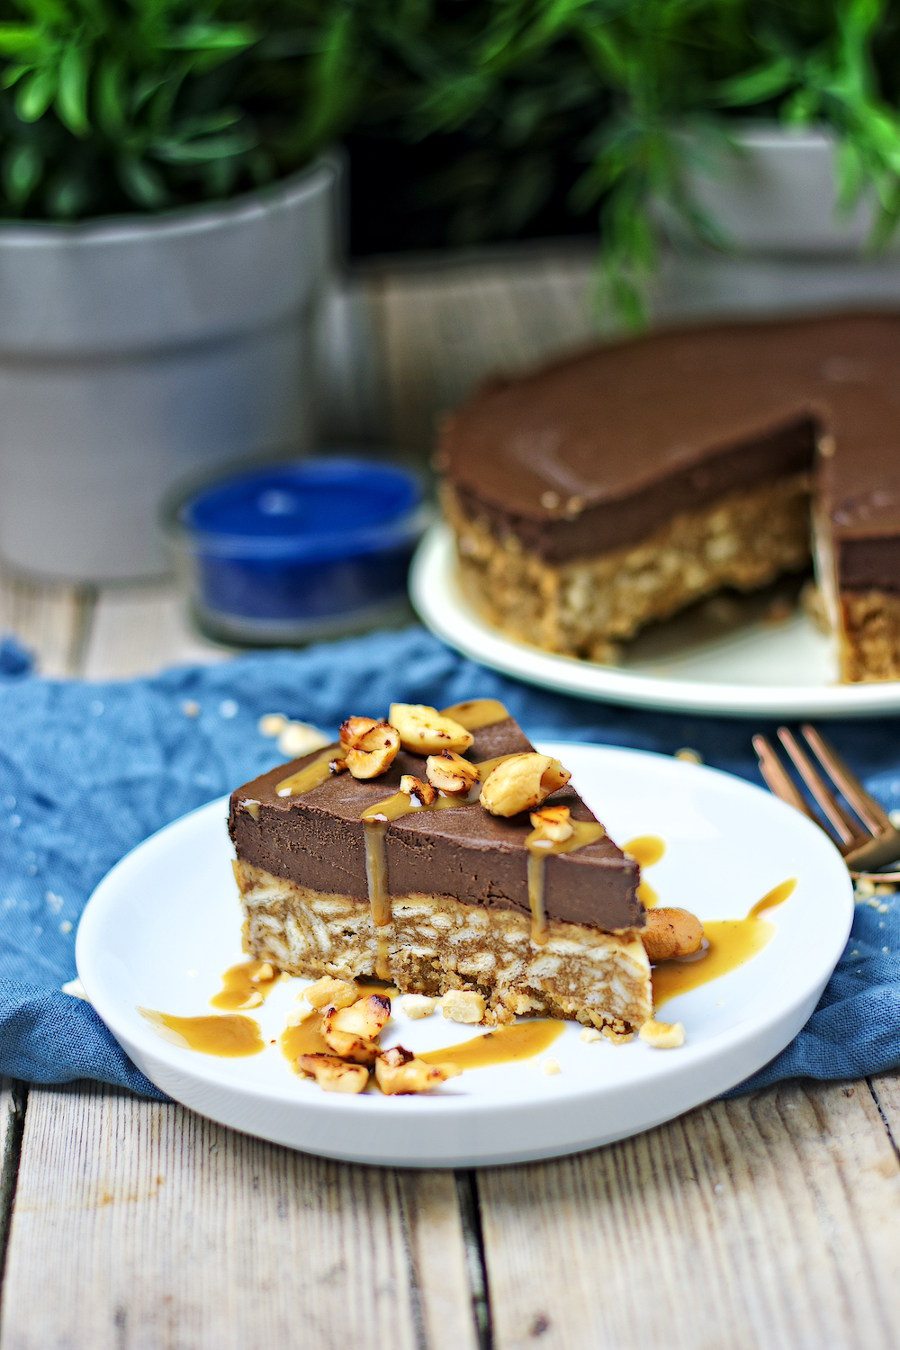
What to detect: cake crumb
<box><xmin>219</xmin><ymin>699</ymin><xmax>239</xmax><ymax>719</ymax></box>
<box><xmin>579</xmin><ymin>1027</ymin><xmax>602</xmax><ymax>1044</ymax></box>
<box><xmin>181</xmin><ymin>700</ymin><xmax>200</xmax><ymax>718</ymax></box>
<box><xmin>542</xmin><ymin>1058</ymin><xmax>561</xmax><ymax>1076</ymax></box>
<box><xmin>674</xmin><ymin>747</ymin><xmax>702</xmax><ymax>764</ymax></box>
<box><xmin>639</xmin><ymin>1018</ymin><xmax>685</xmax><ymax>1049</ymax></box>
<box><xmin>59</xmin><ymin>919</ymin><xmax>73</xmax><ymax>935</ymax></box>
<box><xmin>442</xmin><ymin>989</ymin><xmax>486</xmax><ymax>1024</ymax></box>
<box><xmin>258</xmin><ymin>712</ymin><xmax>288</xmax><ymax>738</ymax></box>
<box><xmin>277</xmin><ymin>721</ymin><xmax>329</xmax><ymax>758</ymax></box>
<box><xmin>402</xmin><ymin>995</ymin><xmax>436</xmax><ymax>1020</ymax></box>
<box><xmin>61</xmin><ymin>978</ymin><xmax>87</xmax><ymax>1000</ymax></box>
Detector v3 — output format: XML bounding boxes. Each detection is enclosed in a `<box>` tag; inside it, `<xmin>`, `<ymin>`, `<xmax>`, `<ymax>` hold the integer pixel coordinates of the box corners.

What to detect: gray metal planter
<box><xmin>0</xmin><ymin>157</ymin><xmax>337</xmax><ymax>581</ymax></box>
<box><xmin>654</xmin><ymin>124</ymin><xmax>900</xmax><ymax>322</ymax></box>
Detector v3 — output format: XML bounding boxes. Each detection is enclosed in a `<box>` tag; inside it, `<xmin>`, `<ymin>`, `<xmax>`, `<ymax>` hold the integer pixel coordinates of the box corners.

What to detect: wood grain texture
<box><xmin>478</xmin><ymin>1079</ymin><xmax>900</xmax><ymax>1350</ymax></box>
<box><xmin>378</xmin><ymin>252</ymin><xmax>595</xmax><ymax>455</ymax></box>
<box><xmin>0</xmin><ymin>1084</ymin><xmax>476</xmax><ymax>1350</ymax></box>
<box><xmin>869</xmin><ymin>1072</ymin><xmax>900</xmax><ymax>1144</ymax></box>
<box><xmin>0</xmin><ymin>1083</ymin><xmax>24</xmax><ymax>1286</ymax></box>
<box><xmin>0</xmin><ymin>572</ymin><xmax>87</xmax><ymax>677</ymax></box>
<box><xmin>82</xmin><ymin>584</ymin><xmax>225</xmax><ymax>679</ymax></box>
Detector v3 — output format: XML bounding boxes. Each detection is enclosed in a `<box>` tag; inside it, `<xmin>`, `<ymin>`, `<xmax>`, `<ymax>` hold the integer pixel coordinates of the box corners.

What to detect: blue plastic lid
<box><xmin>177</xmin><ymin>458</ymin><xmax>424</xmax><ymax>561</ymax></box>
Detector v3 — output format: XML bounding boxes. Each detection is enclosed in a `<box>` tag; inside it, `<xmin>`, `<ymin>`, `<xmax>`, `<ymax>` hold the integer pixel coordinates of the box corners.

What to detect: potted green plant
<box><xmin>367</xmin><ymin>1</ymin><xmax>900</xmax><ymax>321</ymax></box>
<box><xmin>0</xmin><ymin>2</ymin><xmax>361</xmax><ymax>581</ymax></box>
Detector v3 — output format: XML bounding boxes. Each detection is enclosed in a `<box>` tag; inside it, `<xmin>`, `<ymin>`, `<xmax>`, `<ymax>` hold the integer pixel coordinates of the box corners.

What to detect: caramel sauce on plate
<box><xmin>653</xmin><ymin>878</ymin><xmax>797</xmax><ymax>1008</ymax></box>
<box><xmin>625</xmin><ymin>835</ymin><xmax>665</xmax><ymax>909</ymax></box>
<box><xmin>211</xmin><ymin>959</ymin><xmax>280</xmax><ymax>1011</ymax></box>
<box><xmin>140</xmin><ymin>1009</ymin><xmax>264</xmax><ymax>1057</ymax></box>
<box><xmin>420</xmin><ymin>1019</ymin><xmax>564</xmax><ymax>1069</ymax></box>
<box><xmin>624</xmin><ymin>835</ymin><xmax>666</xmax><ymax>869</ymax></box>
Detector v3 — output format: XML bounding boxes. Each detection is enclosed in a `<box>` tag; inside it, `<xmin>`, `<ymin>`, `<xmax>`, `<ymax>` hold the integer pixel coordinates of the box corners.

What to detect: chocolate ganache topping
<box><xmin>440</xmin><ymin>312</ymin><xmax>900</xmax><ymax>592</ymax></box>
<box><xmin>229</xmin><ymin>703</ymin><xmax>643</xmax><ymax>934</ymax></box>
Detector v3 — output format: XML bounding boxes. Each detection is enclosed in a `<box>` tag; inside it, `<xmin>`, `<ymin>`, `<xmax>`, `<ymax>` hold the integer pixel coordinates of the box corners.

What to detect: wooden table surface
<box><xmin>1</xmin><ymin>253</ymin><xmax>898</xmax><ymax>1350</ymax></box>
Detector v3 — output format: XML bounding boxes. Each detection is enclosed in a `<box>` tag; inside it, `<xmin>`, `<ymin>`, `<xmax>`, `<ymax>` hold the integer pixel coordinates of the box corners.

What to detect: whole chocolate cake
<box><xmin>438</xmin><ymin>312</ymin><xmax>900</xmax><ymax>682</ymax></box>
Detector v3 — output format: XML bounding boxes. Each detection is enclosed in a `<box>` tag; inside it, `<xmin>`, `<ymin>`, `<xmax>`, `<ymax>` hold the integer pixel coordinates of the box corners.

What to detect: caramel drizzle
<box><xmin>274</xmin><ymin>745</ymin><xmax>342</xmax><ymax>797</ymax></box>
<box><xmin>525</xmin><ymin>820</ymin><xmax>606</xmax><ymax>944</ymax></box>
<box><xmin>361</xmin><ymin>788</ymin><xmax>474</xmax><ymax>979</ymax></box>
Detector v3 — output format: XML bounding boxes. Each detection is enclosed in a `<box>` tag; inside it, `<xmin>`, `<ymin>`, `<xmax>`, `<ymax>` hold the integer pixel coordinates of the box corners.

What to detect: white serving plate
<box><xmin>410</xmin><ymin>524</ymin><xmax>900</xmax><ymax>719</ymax></box>
<box><xmin>76</xmin><ymin>743</ymin><xmax>852</xmax><ymax>1168</ymax></box>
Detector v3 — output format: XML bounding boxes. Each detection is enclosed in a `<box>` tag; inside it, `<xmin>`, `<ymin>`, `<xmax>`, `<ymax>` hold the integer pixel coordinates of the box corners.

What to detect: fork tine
<box><xmin>775</xmin><ymin>727</ymin><xmax>861</xmax><ymax>848</ymax></box>
<box><xmin>800</xmin><ymin>724</ymin><xmax>892</xmax><ymax>835</ymax></box>
<box><xmin>752</xmin><ymin>734</ymin><xmax>820</xmax><ymax>825</ymax></box>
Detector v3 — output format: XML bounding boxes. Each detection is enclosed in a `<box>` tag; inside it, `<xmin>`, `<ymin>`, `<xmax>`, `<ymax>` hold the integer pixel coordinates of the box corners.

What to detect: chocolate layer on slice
<box><xmin>230</xmin><ymin>711</ymin><xmax>642</xmax><ymax>933</ymax></box>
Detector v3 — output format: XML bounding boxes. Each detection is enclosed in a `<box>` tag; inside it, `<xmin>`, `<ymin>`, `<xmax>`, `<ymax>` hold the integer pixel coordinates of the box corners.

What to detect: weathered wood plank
<box><xmin>869</xmin><ymin>1072</ymin><xmax>900</xmax><ymax>1146</ymax></box>
<box><xmin>0</xmin><ymin>571</ymin><xmax>88</xmax><ymax>677</ymax></box>
<box><xmin>0</xmin><ymin>1083</ymin><xmax>24</xmax><ymax>1292</ymax></box>
<box><xmin>0</xmin><ymin>1084</ymin><xmax>476</xmax><ymax>1350</ymax></box>
<box><xmin>82</xmin><ymin>584</ymin><xmax>225</xmax><ymax>679</ymax></box>
<box><xmin>478</xmin><ymin>1079</ymin><xmax>900</xmax><ymax>1350</ymax></box>
<box><xmin>378</xmin><ymin>252</ymin><xmax>595</xmax><ymax>455</ymax></box>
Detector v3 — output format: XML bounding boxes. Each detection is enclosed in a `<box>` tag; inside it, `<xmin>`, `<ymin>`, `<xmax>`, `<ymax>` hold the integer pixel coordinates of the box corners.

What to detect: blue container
<box><xmin>166</xmin><ymin>458</ymin><xmax>426</xmax><ymax>643</ymax></box>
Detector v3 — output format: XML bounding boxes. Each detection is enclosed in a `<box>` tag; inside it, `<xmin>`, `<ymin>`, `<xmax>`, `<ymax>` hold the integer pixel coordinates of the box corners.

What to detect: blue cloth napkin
<box><xmin>1</xmin><ymin>626</ymin><xmax>897</xmax><ymax>1101</ymax></box>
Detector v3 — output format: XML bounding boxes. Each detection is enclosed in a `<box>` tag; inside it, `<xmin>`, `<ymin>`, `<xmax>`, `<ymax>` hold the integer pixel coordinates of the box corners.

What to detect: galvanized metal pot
<box><xmin>0</xmin><ymin>157</ymin><xmax>337</xmax><ymax>581</ymax></box>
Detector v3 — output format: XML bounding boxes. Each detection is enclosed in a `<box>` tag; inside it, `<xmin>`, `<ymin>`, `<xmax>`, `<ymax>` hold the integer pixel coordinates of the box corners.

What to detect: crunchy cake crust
<box><xmin>234</xmin><ymin>859</ymin><xmax>652</xmax><ymax>1033</ymax></box>
<box><xmin>840</xmin><ymin>590</ymin><xmax>900</xmax><ymax>682</ymax></box>
<box><xmin>444</xmin><ymin>476</ymin><xmax>811</xmax><ymax>662</ymax></box>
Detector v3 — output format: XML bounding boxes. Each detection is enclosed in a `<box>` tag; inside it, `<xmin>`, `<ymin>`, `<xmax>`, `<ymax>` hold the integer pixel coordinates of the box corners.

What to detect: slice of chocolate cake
<box><xmin>229</xmin><ymin>699</ymin><xmax>651</xmax><ymax>1033</ymax></box>
<box><xmin>439</xmin><ymin>312</ymin><xmax>900</xmax><ymax>682</ymax></box>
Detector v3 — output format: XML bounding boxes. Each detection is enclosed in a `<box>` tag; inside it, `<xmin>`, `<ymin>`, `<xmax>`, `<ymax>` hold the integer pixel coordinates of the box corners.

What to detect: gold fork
<box><xmin>753</xmin><ymin>723</ymin><xmax>900</xmax><ymax>881</ymax></box>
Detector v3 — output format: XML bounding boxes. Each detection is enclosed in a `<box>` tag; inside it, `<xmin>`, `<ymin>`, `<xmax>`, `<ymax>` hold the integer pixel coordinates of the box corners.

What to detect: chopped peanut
<box><xmin>339</xmin><ymin>717</ymin><xmax>401</xmax><ymax>779</ymax></box>
<box><xmin>426</xmin><ymin>750</ymin><xmax>480</xmax><ymax>796</ymax></box>
<box><xmin>297</xmin><ymin>1053</ymin><xmax>369</xmax><ymax>1093</ymax></box>
<box><xmin>529</xmin><ymin>804</ymin><xmax>574</xmax><ymax>843</ymax></box>
<box><xmin>303</xmin><ymin>977</ymin><xmax>358</xmax><ymax>1011</ymax></box>
<box><xmin>639</xmin><ymin>1019</ymin><xmax>685</xmax><ymax>1049</ymax></box>
<box><xmin>401</xmin><ymin>995</ymin><xmax>437</xmax><ymax>1020</ymax></box>
<box><xmin>322</xmin><ymin>995</ymin><xmax>391</xmax><ymax>1064</ymax></box>
<box><xmin>375</xmin><ymin>1045</ymin><xmax>460</xmax><ymax>1095</ymax></box>
<box><xmin>480</xmin><ymin>753</ymin><xmax>570</xmax><ymax>817</ymax></box>
<box><xmin>399</xmin><ymin>774</ymin><xmax>438</xmax><ymax>807</ymax></box>
<box><xmin>389</xmin><ymin>703</ymin><xmax>474</xmax><ymax>755</ymax></box>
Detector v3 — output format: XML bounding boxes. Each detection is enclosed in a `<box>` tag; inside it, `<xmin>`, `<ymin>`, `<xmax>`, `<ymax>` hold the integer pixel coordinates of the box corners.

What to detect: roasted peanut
<box><xmin>389</xmin><ymin>703</ymin><xmax>474</xmax><ymax>755</ymax></box>
<box><xmin>297</xmin><ymin>1053</ymin><xmax>370</xmax><ymax>1093</ymax></box>
<box><xmin>641</xmin><ymin>907</ymin><xmax>704</xmax><ymax>962</ymax></box>
<box><xmin>375</xmin><ymin>1045</ymin><xmax>461</xmax><ymax>1095</ymax></box>
<box><xmin>426</xmin><ymin>750</ymin><xmax>480</xmax><ymax>796</ymax></box>
<box><xmin>529</xmin><ymin>804</ymin><xmax>574</xmax><ymax>843</ymax></box>
<box><xmin>339</xmin><ymin>716</ymin><xmax>400</xmax><ymax>779</ymax></box>
<box><xmin>480</xmin><ymin>753</ymin><xmax>571</xmax><ymax>817</ymax></box>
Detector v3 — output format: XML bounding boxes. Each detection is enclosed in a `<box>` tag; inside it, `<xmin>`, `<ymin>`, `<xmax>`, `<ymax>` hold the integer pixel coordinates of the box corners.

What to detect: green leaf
<box><xmin>2</xmin><ymin>142</ymin><xmax>42</xmax><ymax>206</ymax></box>
<box><xmin>95</xmin><ymin>56</ymin><xmax>128</xmax><ymax>136</ymax></box>
<box><xmin>0</xmin><ymin>24</ymin><xmax>39</xmax><ymax>55</ymax></box>
<box><xmin>117</xmin><ymin>156</ymin><xmax>170</xmax><ymax>210</ymax></box>
<box><xmin>56</xmin><ymin>45</ymin><xmax>90</xmax><ymax>137</ymax></box>
<box><xmin>15</xmin><ymin>67</ymin><xmax>56</xmax><ymax>122</ymax></box>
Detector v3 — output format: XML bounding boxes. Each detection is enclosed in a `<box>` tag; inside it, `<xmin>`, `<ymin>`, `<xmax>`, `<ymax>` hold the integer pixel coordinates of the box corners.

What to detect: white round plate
<box><xmin>410</xmin><ymin>524</ymin><xmax>900</xmax><ymax>719</ymax></box>
<box><xmin>76</xmin><ymin>743</ymin><xmax>853</xmax><ymax>1168</ymax></box>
